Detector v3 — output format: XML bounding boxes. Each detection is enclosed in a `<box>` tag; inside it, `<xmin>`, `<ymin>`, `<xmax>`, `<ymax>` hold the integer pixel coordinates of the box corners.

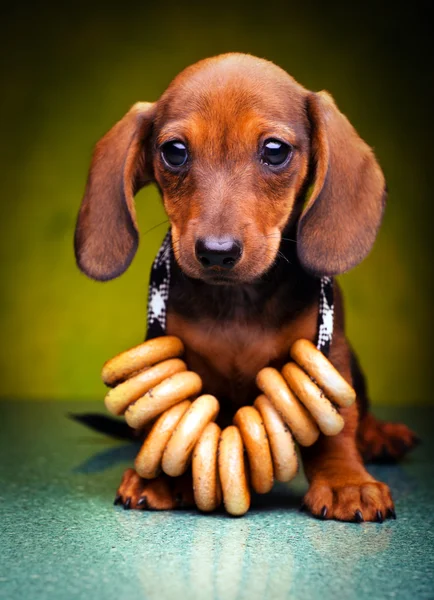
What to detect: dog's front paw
<box><xmin>114</xmin><ymin>468</ymin><xmax>195</xmax><ymax>510</ymax></box>
<box><xmin>302</xmin><ymin>479</ymin><xmax>396</xmax><ymax>523</ymax></box>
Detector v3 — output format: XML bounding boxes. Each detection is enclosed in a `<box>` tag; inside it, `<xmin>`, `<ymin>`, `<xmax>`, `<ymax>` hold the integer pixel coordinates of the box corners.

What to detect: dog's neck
<box><xmin>168</xmin><ymin>237</ymin><xmax>318</xmax><ymax>328</ymax></box>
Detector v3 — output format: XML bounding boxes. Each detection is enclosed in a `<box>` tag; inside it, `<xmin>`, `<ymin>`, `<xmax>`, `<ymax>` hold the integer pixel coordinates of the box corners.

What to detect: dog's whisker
<box><xmin>276</xmin><ymin>250</ymin><xmax>291</xmax><ymax>265</ymax></box>
<box><xmin>170</xmin><ymin>241</ymin><xmax>181</xmax><ymax>252</ymax></box>
<box><xmin>142</xmin><ymin>219</ymin><xmax>170</xmax><ymax>236</ymax></box>
<box><xmin>262</xmin><ymin>234</ymin><xmax>297</xmax><ymax>244</ymax></box>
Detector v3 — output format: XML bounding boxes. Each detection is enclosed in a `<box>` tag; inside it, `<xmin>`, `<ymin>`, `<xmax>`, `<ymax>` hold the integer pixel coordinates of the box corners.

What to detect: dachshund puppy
<box><xmin>75</xmin><ymin>53</ymin><xmax>417</xmax><ymax>521</ymax></box>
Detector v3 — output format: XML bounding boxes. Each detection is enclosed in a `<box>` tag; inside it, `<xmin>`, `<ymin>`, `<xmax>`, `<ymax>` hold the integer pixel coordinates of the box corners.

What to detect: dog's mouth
<box><xmin>199</xmin><ymin>271</ymin><xmax>241</xmax><ymax>286</ymax></box>
<box><xmin>180</xmin><ymin>255</ymin><xmax>276</xmax><ymax>286</ymax></box>
<box><xmin>172</xmin><ymin>232</ymin><xmax>282</xmax><ymax>285</ymax></box>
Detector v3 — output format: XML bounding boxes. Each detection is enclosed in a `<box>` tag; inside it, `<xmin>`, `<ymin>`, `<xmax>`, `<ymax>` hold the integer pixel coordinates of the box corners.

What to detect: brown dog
<box><xmin>75</xmin><ymin>53</ymin><xmax>417</xmax><ymax>521</ymax></box>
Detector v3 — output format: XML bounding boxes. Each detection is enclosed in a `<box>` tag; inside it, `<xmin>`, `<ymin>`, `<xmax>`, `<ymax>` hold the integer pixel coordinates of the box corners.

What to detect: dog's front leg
<box><xmin>300</xmin><ymin>342</ymin><xmax>396</xmax><ymax>523</ymax></box>
<box><xmin>114</xmin><ymin>469</ymin><xmax>195</xmax><ymax>511</ymax></box>
<box><xmin>301</xmin><ymin>410</ymin><xmax>395</xmax><ymax>522</ymax></box>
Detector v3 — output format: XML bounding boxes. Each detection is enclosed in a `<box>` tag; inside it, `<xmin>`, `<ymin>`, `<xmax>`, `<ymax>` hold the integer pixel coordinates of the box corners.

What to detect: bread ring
<box><xmin>125</xmin><ymin>371</ymin><xmax>202</xmax><ymax>430</ymax></box>
<box><xmin>218</xmin><ymin>426</ymin><xmax>250</xmax><ymax>516</ymax></box>
<box><xmin>254</xmin><ymin>394</ymin><xmax>298</xmax><ymax>482</ymax></box>
<box><xmin>105</xmin><ymin>359</ymin><xmax>187</xmax><ymax>415</ymax></box>
<box><xmin>282</xmin><ymin>362</ymin><xmax>345</xmax><ymax>436</ymax></box>
<box><xmin>101</xmin><ymin>336</ymin><xmax>184</xmax><ymax>386</ymax></box>
<box><xmin>162</xmin><ymin>395</ymin><xmax>220</xmax><ymax>477</ymax></box>
<box><xmin>135</xmin><ymin>400</ymin><xmax>191</xmax><ymax>478</ymax></box>
<box><xmin>233</xmin><ymin>406</ymin><xmax>273</xmax><ymax>494</ymax></box>
<box><xmin>256</xmin><ymin>368</ymin><xmax>319</xmax><ymax>446</ymax></box>
<box><xmin>290</xmin><ymin>339</ymin><xmax>356</xmax><ymax>407</ymax></box>
<box><xmin>192</xmin><ymin>422</ymin><xmax>222</xmax><ymax>512</ymax></box>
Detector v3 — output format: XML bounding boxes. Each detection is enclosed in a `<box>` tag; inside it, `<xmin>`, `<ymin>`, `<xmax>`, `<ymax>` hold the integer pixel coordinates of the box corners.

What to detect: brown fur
<box><xmin>75</xmin><ymin>53</ymin><xmax>417</xmax><ymax>521</ymax></box>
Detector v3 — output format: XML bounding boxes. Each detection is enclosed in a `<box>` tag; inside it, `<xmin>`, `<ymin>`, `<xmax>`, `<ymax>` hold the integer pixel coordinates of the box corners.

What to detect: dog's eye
<box><xmin>261</xmin><ymin>139</ymin><xmax>292</xmax><ymax>167</ymax></box>
<box><xmin>161</xmin><ymin>140</ymin><xmax>188</xmax><ymax>168</ymax></box>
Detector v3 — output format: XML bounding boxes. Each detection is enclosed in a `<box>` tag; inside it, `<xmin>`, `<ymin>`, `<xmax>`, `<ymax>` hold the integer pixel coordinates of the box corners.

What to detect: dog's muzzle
<box><xmin>195</xmin><ymin>236</ymin><xmax>242</xmax><ymax>270</ymax></box>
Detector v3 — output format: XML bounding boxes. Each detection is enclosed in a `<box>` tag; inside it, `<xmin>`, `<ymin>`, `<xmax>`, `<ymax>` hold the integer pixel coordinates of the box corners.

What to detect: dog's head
<box><xmin>75</xmin><ymin>53</ymin><xmax>385</xmax><ymax>284</ymax></box>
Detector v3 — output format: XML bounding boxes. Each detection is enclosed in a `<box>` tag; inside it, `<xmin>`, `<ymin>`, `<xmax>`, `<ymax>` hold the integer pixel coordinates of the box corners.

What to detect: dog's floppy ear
<box><xmin>297</xmin><ymin>91</ymin><xmax>386</xmax><ymax>276</ymax></box>
<box><xmin>75</xmin><ymin>102</ymin><xmax>156</xmax><ymax>281</ymax></box>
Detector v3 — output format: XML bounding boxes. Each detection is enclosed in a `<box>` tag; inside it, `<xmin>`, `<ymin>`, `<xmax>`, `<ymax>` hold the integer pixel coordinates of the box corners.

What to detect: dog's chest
<box><xmin>166</xmin><ymin>306</ymin><xmax>317</xmax><ymax>405</ymax></box>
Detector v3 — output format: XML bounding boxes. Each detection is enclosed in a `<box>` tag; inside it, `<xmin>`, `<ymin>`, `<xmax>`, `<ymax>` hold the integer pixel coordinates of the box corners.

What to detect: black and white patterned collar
<box><xmin>146</xmin><ymin>230</ymin><xmax>334</xmax><ymax>355</ymax></box>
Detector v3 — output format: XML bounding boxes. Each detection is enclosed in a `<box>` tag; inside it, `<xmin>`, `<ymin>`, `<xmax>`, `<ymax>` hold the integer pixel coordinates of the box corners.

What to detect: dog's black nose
<box><xmin>195</xmin><ymin>236</ymin><xmax>242</xmax><ymax>269</ymax></box>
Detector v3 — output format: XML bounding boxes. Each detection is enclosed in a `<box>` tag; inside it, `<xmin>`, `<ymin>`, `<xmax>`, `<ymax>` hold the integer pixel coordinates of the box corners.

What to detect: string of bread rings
<box><xmin>102</xmin><ymin>336</ymin><xmax>356</xmax><ymax>516</ymax></box>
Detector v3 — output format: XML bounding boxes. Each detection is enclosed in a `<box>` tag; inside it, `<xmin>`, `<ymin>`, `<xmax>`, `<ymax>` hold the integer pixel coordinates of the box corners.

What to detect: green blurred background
<box><xmin>0</xmin><ymin>0</ymin><xmax>432</xmax><ymax>404</ymax></box>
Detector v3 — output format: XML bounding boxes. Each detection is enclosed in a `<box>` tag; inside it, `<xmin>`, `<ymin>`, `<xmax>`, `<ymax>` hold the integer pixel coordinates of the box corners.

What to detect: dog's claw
<box><xmin>137</xmin><ymin>496</ymin><xmax>148</xmax><ymax>508</ymax></box>
<box><xmin>124</xmin><ymin>497</ymin><xmax>132</xmax><ymax>510</ymax></box>
<box><xmin>299</xmin><ymin>502</ymin><xmax>307</xmax><ymax>512</ymax></box>
<box><xmin>114</xmin><ymin>494</ymin><xmax>122</xmax><ymax>505</ymax></box>
<box><xmin>320</xmin><ymin>506</ymin><xmax>328</xmax><ymax>519</ymax></box>
<box><xmin>376</xmin><ymin>510</ymin><xmax>384</xmax><ymax>523</ymax></box>
<box><xmin>354</xmin><ymin>510</ymin><xmax>364</xmax><ymax>523</ymax></box>
<box><xmin>387</xmin><ymin>507</ymin><xmax>396</xmax><ymax>520</ymax></box>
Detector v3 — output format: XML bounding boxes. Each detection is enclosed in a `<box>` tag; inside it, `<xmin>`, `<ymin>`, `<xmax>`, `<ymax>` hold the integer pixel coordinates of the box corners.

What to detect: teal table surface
<box><xmin>0</xmin><ymin>401</ymin><xmax>433</xmax><ymax>600</ymax></box>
